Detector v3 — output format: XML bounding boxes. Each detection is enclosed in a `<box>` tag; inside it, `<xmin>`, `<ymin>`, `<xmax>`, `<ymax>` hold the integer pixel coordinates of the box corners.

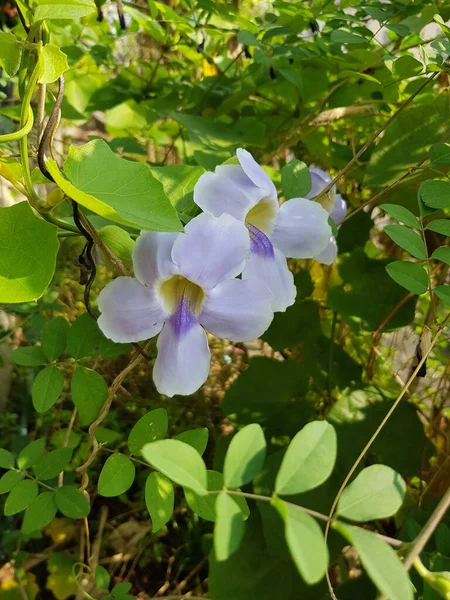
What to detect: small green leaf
<box><xmin>0</xmin><ymin>203</ymin><xmax>59</xmax><ymax>303</ymax></box>
<box><xmin>429</xmin><ymin>143</ymin><xmax>450</xmax><ymax>165</ymax></box>
<box><xmin>385</xmin><ymin>23</ymin><xmax>409</xmax><ymax>37</ymax></box>
<box><xmin>0</xmin><ymin>449</ymin><xmax>14</xmax><ymax>470</ymax></box>
<box><xmin>384</xmin><ymin>225</ymin><xmax>427</xmax><ymax>259</ymax></box>
<box><xmin>142</xmin><ymin>440</ymin><xmax>208</xmax><ymax>496</ymax></box>
<box><xmin>426</xmin><ymin>219</ymin><xmax>450</xmax><ymax>235</ymax></box>
<box><xmin>55</xmin><ymin>485</ymin><xmax>90</xmax><ymax>518</ymax></box>
<box><xmin>32</xmin><ymin>366</ymin><xmax>64</xmax><ymax>413</ymax></box>
<box><xmin>39</xmin><ymin>44</ymin><xmax>69</xmax><ymax>84</ymax></box>
<box><xmin>95</xmin><ymin>566</ymin><xmax>111</xmax><ymax>591</ymax></box>
<box><xmin>0</xmin><ymin>32</ymin><xmax>22</xmax><ymax>77</ymax></box>
<box><xmin>4</xmin><ymin>480</ymin><xmax>38</xmax><ymax>516</ymax></box>
<box><xmin>330</xmin><ymin>29</ymin><xmax>366</xmax><ymax>44</ymax></box>
<box><xmin>420</xmin><ymin>180</ymin><xmax>450</xmax><ymax>209</ymax></box>
<box><xmin>12</xmin><ymin>346</ymin><xmax>47</xmax><ymax>367</ymax></box>
<box><xmin>224</xmin><ymin>424</ymin><xmax>266</xmax><ymax>489</ymax></box>
<box><xmin>337</xmin><ymin>465</ymin><xmax>406</xmax><ymax>522</ymax></box>
<box><xmin>273</xmin><ymin>497</ymin><xmax>328</xmax><ymax>585</ymax></box>
<box><xmin>145</xmin><ymin>472</ymin><xmax>174</xmax><ymax>532</ymax></box>
<box><xmin>71</xmin><ymin>366</ymin><xmax>107</xmax><ymax>427</ymax></box>
<box><xmin>380</xmin><ymin>204</ymin><xmax>420</xmax><ymax>229</ymax></box>
<box><xmin>0</xmin><ymin>470</ymin><xmax>23</xmax><ymax>494</ymax></box>
<box><xmin>237</xmin><ymin>30</ymin><xmax>261</xmax><ymax>47</ymax></box>
<box><xmin>18</xmin><ymin>438</ymin><xmax>46</xmax><ymax>470</ymax></box>
<box><xmin>281</xmin><ymin>160</ymin><xmax>311</xmax><ymax>199</ymax></box>
<box><xmin>22</xmin><ymin>492</ymin><xmax>57</xmax><ymax>533</ymax></box>
<box><xmin>98</xmin><ymin>453</ymin><xmax>135</xmax><ymax>497</ymax></box>
<box><xmin>214</xmin><ymin>492</ymin><xmax>246</xmax><ymax>562</ymax></box>
<box><xmin>128</xmin><ymin>408</ymin><xmax>168</xmax><ymax>456</ymax></box>
<box><xmin>385</xmin><ymin>261</ymin><xmax>428</xmax><ymax>295</ymax></box>
<box><xmin>432</xmin><ymin>246</ymin><xmax>450</xmax><ymax>265</ymax></box>
<box><xmin>334</xmin><ymin>523</ymin><xmax>413</xmax><ymax>600</ymax></box>
<box><xmin>33</xmin><ymin>0</ymin><xmax>96</xmax><ymax>21</ymax></box>
<box><xmin>97</xmin><ymin>226</ymin><xmax>134</xmax><ymax>270</ymax></box>
<box><xmin>392</xmin><ymin>56</ymin><xmax>422</xmax><ymax>80</ymax></box>
<box><xmin>66</xmin><ymin>313</ymin><xmax>103</xmax><ymax>359</ymax></box>
<box><xmin>275</xmin><ymin>421</ymin><xmax>337</xmax><ymax>496</ymax></box>
<box><xmin>435</xmin><ymin>285</ymin><xmax>450</xmax><ymax>304</ymax></box>
<box><xmin>174</xmin><ymin>428</ymin><xmax>209</xmax><ymax>455</ymax></box>
<box><xmin>34</xmin><ymin>447</ymin><xmax>72</xmax><ymax>481</ymax></box>
<box><xmin>42</xmin><ymin>316</ymin><xmax>69</xmax><ymax>361</ymax></box>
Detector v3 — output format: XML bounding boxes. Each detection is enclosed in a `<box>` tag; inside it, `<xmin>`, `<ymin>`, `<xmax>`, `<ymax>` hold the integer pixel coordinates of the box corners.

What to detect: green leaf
<box><xmin>435</xmin><ymin>285</ymin><xmax>450</xmax><ymax>305</ymax></box>
<box><xmin>71</xmin><ymin>366</ymin><xmax>107</xmax><ymax>427</ymax></box>
<box><xmin>32</xmin><ymin>366</ymin><xmax>64</xmax><ymax>413</ymax></box>
<box><xmin>55</xmin><ymin>485</ymin><xmax>90</xmax><ymax>518</ymax></box>
<box><xmin>18</xmin><ymin>438</ymin><xmax>46</xmax><ymax>470</ymax></box>
<box><xmin>0</xmin><ymin>470</ymin><xmax>23</xmax><ymax>494</ymax></box>
<box><xmin>174</xmin><ymin>428</ymin><xmax>209</xmax><ymax>455</ymax></box>
<box><xmin>128</xmin><ymin>408</ymin><xmax>168</xmax><ymax>456</ymax></box>
<box><xmin>142</xmin><ymin>439</ymin><xmax>208</xmax><ymax>496</ymax></box>
<box><xmin>33</xmin><ymin>0</ymin><xmax>96</xmax><ymax>21</ymax></box>
<box><xmin>47</xmin><ymin>140</ymin><xmax>181</xmax><ymax>232</ymax></box>
<box><xmin>429</xmin><ymin>143</ymin><xmax>450</xmax><ymax>165</ymax></box>
<box><xmin>22</xmin><ymin>492</ymin><xmax>57</xmax><ymax>533</ymax></box>
<box><xmin>95</xmin><ymin>566</ymin><xmax>111</xmax><ymax>591</ymax></box>
<box><xmin>426</xmin><ymin>219</ymin><xmax>450</xmax><ymax>235</ymax></box>
<box><xmin>237</xmin><ymin>30</ymin><xmax>261</xmax><ymax>47</ymax></box>
<box><xmin>224</xmin><ymin>424</ymin><xmax>266</xmax><ymax>489</ymax></box>
<box><xmin>150</xmin><ymin>165</ymin><xmax>204</xmax><ymax>217</ymax></box>
<box><xmin>432</xmin><ymin>246</ymin><xmax>450</xmax><ymax>265</ymax></box>
<box><xmin>0</xmin><ymin>32</ymin><xmax>22</xmax><ymax>77</ymax></box>
<box><xmin>392</xmin><ymin>56</ymin><xmax>422</xmax><ymax>80</ymax></box>
<box><xmin>384</xmin><ymin>225</ymin><xmax>427</xmax><ymax>259</ymax></box>
<box><xmin>97</xmin><ymin>226</ymin><xmax>134</xmax><ymax>270</ymax></box>
<box><xmin>214</xmin><ymin>492</ymin><xmax>246</xmax><ymax>561</ymax></box>
<box><xmin>385</xmin><ymin>23</ymin><xmax>409</xmax><ymax>37</ymax></box>
<box><xmin>420</xmin><ymin>180</ymin><xmax>450</xmax><ymax>209</ymax></box>
<box><xmin>0</xmin><ymin>203</ymin><xmax>59</xmax><ymax>303</ymax></box>
<box><xmin>281</xmin><ymin>160</ymin><xmax>311</xmax><ymax>199</ymax></box>
<box><xmin>275</xmin><ymin>421</ymin><xmax>337</xmax><ymax>496</ymax></box>
<box><xmin>42</xmin><ymin>316</ymin><xmax>69</xmax><ymax>361</ymax></box>
<box><xmin>330</xmin><ymin>29</ymin><xmax>367</xmax><ymax>44</ymax></box>
<box><xmin>145</xmin><ymin>472</ymin><xmax>174</xmax><ymax>532</ymax></box>
<box><xmin>337</xmin><ymin>465</ymin><xmax>406</xmax><ymax>522</ymax></box>
<box><xmin>39</xmin><ymin>44</ymin><xmax>69</xmax><ymax>84</ymax></box>
<box><xmin>98</xmin><ymin>453</ymin><xmax>135</xmax><ymax>497</ymax></box>
<box><xmin>34</xmin><ymin>447</ymin><xmax>73</xmax><ymax>481</ymax></box>
<box><xmin>334</xmin><ymin>523</ymin><xmax>413</xmax><ymax>600</ymax></box>
<box><xmin>4</xmin><ymin>480</ymin><xmax>38</xmax><ymax>516</ymax></box>
<box><xmin>380</xmin><ymin>204</ymin><xmax>420</xmax><ymax>229</ymax></box>
<box><xmin>273</xmin><ymin>497</ymin><xmax>328</xmax><ymax>585</ymax></box>
<box><xmin>385</xmin><ymin>261</ymin><xmax>428</xmax><ymax>295</ymax></box>
<box><xmin>11</xmin><ymin>346</ymin><xmax>47</xmax><ymax>367</ymax></box>
<box><xmin>66</xmin><ymin>313</ymin><xmax>129</xmax><ymax>359</ymax></box>
<box><xmin>0</xmin><ymin>449</ymin><xmax>14</xmax><ymax>470</ymax></box>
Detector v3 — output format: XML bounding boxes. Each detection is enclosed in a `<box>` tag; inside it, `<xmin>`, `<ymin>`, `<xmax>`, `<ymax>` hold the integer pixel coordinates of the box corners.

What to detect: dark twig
<box><xmin>72</xmin><ymin>202</ymin><xmax>98</xmax><ymax>321</ymax></box>
<box><xmin>37</xmin><ymin>75</ymin><xmax>65</xmax><ymax>181</ymax></box>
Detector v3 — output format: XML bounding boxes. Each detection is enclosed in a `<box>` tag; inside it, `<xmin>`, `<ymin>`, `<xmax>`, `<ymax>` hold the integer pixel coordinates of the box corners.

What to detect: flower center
<box><xmin>157</xmin><ymin>275</ymin><xmax>205</xmax><ymax>316</ymax></box>
<box><xmin>245</xmin><ymin>198</ymin><xmax>277</xmax><ymax>234</ymax></box>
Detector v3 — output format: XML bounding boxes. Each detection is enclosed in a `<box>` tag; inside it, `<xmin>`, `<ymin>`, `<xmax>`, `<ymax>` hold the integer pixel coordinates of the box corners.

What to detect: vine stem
<box><xmin>324</xmin><ymin>313</ymin><xmax>450</xmax><ymax>598</ymax></box>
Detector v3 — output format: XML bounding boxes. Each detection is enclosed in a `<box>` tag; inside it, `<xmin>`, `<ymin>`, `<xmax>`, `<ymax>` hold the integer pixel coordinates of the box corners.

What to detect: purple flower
<box><xmin>193</xmin><ymin>149</ymin><xmax>332</xmax><ymax>312</ymax></box>
<box><xmin>97</xmin><ymin>213</ymin><xmax>274</xmax><ymax>397</ymax></box>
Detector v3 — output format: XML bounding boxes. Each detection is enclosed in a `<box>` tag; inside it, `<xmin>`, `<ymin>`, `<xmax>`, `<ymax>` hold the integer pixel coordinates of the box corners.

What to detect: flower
<box><xmin>97</xmin><ymin>213</ymin><xmax>274</xmax><ymax>397</ymax></box>
<box><xmin>305</xmin><ymin>166</ymin><xmax>348</xmax><ymax>265</ymax></box>
<box><xmin>193</xmin><ymin>149</ymin><xmax>332</xmax><ymax>312</ymax></box>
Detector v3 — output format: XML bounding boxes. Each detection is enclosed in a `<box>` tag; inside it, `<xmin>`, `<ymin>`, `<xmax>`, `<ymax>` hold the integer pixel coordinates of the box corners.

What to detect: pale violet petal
<box><xmin>153</xmin><ymin>301</ymin><xmax>210</xmax><ymax>397</ymax></box>
<box><xmin>200</xmin><ymin>278</ymin><xmax>274</xmax><ymax>342</ymax></box>
<box><xmin>171</xmin><ymin>213</ymin><xmax>250</xmax><ymax>289</ymax></box>
<box><xmin>133</xmin><ymin>232</ymin><xmax>179</xmax><ymax>287</ymax></box>
<box><xmin>97</xmin><ymin>277</ymin><xmax>165</xmax><ymax>342</ymax></box>
<box><xmin>193</xmin><ymin>164</ymin><xmax>264</xmax><ymax>221</ymax></box>
<box><xmin>305</xmin><ymin>166</ymin><xmax>333</xmax><ymax>199</ymax></box>
<box><xmin>243</xmin><ymin>244</ymin><xmax>296</xmax><ymax>313</ymax></box>
<box><xmin>271</xmin><ymin>198</ymin><xmax>332</xmax><ymax>258</ymax></box>
<box><xmin>236</xmin><ymin>148</ymin><xmax>278</xmax><ymax>199</ymax></box>
<box><xmin>314</xmin><ymin>236</ymin><xmax>338</xmax><ymax>265</ymax></box>
<box><xmin>330</xmin><ymin>194</ymin><xmax>347</xmax><ymax>224</ymax></box>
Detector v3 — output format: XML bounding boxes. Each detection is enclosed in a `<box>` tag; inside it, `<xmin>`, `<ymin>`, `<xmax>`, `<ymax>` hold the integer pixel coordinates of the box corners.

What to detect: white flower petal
<box><xmin>330</xmin><ymin>194</ymin><xmax>347</xmax><ymax>224</ymax></box>
<box><xmin>97</xmin><ymin>277</ymin><xmax>165</xmax><ymax>342</ymax></box>
<box><xmin>305</xmin><ymin>166</ymin><xmax>333</xmax><ymax>199</ymax></box>
<box><xmin>314</xmin><ymin>236</ymin><xmax>338</xmax><ymax>265</ymax></box>
<box><xmin>171</xmin><ymin>213</ymin><xmax>250</xmax><ymax>289</ymax></box>
<box><xmin>200</xmin><ymin>278</ymin><xmax>273</xmax><ymax>342</ymax></box>
<box><xmin>193</xmin><ymin>164</ymin><xmax>264</xmax><ymax>221</ymax></box>
<box><xmin>133</xmin><ymin>232</ymin><xmax>179</xmax><ymax>286</ymax></box>
<box><xmin>271</xmin><ymin>197</ymin><xmax>331</xmax><ymax>258</ymax></box>
<box><xmin>243</xmin><ymin>246</ymin><xmax>296</xmax><ymax>312</ymax></box>
<box><xmin>153</xmin><ymin>311</ymin><xmax>210</xmax><ymax>397</ymax></box>
<box><xmin>236</xmin><ymin>148</ymin><xmax>278</xmax><ymax>198</ymax></box>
